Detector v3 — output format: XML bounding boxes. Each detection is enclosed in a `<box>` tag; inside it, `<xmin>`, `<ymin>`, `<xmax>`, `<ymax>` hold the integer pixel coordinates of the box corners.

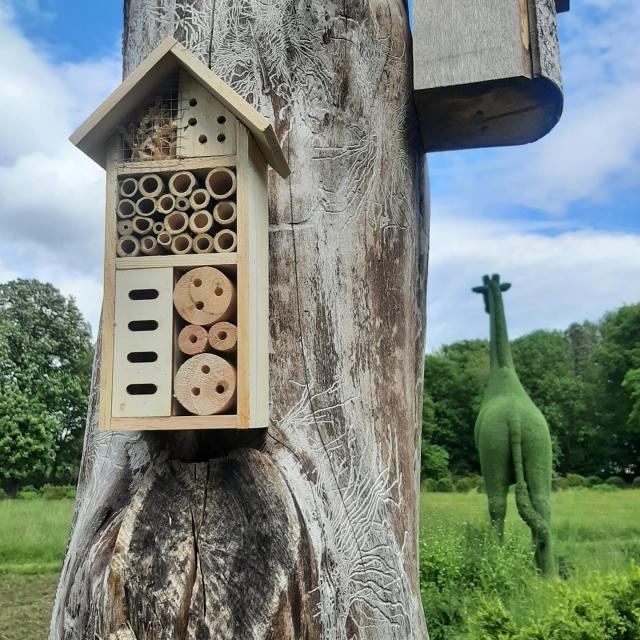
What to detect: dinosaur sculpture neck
<box><xmin>488</xmin><ymin>289</ymin><xmax>514</xmax><ymax>371</ymax></box>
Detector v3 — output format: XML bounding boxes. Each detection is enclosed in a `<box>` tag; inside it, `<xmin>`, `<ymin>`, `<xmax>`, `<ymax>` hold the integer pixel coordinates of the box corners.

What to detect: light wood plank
<box><xmin>116</xmin><ymin>254</ymin><xmax>237</xmax><ymax>270</ymax></box>
<box><xmin>247</xmin><ymin>135</ymin><xmax>270</xmax><ymax>428</ymax></box>
<box><xmin>112</xmin><ymin>268</ymin><xmax>174</xmax><ymax>418</ymax></box>
<box><xmin>99</xmin><ymin>138</ymin><xmax>120</xmax><ymax>431</ymax></box>
<box><xmin>110</xmin><ymin>415</ymin><xmax>239</xmax><ymax>431</ymax></box>
<box><xmin>235</xmin><ymin>123</ymin><xmax>251</xmax><ymax>428</ymax></box>
<box><xmin>116</xmin><ymin>154</ymin><xmax>237</xmax><ymax>175</ymax></box>
<box><xmin>179</xmin><ymin>70</ymin><xmax>236</xmax><ymax>158</ymax></box>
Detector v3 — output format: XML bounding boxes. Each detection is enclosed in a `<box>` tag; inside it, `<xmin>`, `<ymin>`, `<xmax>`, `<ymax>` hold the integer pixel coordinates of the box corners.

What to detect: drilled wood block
<box><xmin>112</xmin><ymin>268</ymin><xmax>173</xmax><ymax>417</ymax></box>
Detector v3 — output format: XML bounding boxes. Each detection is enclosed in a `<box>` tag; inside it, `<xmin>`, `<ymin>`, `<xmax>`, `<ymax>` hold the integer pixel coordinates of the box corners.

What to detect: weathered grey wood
<box><xmin>51</xmin><ymin>1</ymin><xmax>428</xmax><ymax>638</ymax></box>
<box><xmin>414</xmin><ymin>0</ymin><xmax>566</xmax><ymax>151</ymax></box>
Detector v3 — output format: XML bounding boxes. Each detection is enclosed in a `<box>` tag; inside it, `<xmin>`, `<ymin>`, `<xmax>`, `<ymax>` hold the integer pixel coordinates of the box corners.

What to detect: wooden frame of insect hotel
<box><xmin>70</xmin><ymin>37</ymin><xmax>289</xmax><ymax>431</ymax></box>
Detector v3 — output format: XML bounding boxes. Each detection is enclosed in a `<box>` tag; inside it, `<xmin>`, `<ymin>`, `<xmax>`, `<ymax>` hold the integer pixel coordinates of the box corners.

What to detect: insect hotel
<box><xmin>70</xmin><ymin>37</ymin><xmax>289</xmax><ymax>431</ymax></box>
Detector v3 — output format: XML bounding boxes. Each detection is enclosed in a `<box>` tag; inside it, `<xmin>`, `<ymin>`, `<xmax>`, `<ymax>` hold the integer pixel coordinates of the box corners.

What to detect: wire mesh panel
<box><xmin>119</xmin><ymin>75</ymin><xmax>184</xmax><ymax>162</ymax></box>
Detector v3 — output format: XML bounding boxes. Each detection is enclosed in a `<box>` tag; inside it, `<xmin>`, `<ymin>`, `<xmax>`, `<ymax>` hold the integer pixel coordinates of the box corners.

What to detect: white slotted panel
<box><xmin>112</xmin><ymin>268</ymin><xmax>173</xmax><ymax>417</ymax></box>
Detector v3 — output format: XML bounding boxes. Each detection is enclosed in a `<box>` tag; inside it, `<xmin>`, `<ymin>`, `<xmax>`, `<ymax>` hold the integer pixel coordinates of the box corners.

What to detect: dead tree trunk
<box><xmin>50</xmin><ymin>1</ymin><xmax>429</xmax><ymax>638</ymax></box>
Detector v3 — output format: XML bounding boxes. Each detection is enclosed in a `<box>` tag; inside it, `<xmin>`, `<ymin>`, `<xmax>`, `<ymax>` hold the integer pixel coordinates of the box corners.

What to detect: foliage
<box><xmin>420</xmin><ymin>490</ymin><xmax>640</xmax><ymax>640</ymax></box>
<box><xmin>435</xmin><ymin>477</ymin><xmax>455</xmax><ymax>493</ymax></box>
<box><xmin>0</xmin><ymin>390</ymin><xmax>56</xmax><ymax>494</ymax></box>
<box><xmin>456</xmin><ymin>476</ymin><xmax>481</xmax><ymax>493</ymax></box>
<box><xmin>591</xmin><ymin>483</ymin><xmax>620</xmax><ymax>492</ymax></box>
<box><xmin>586</xmin><ymin>476</ymin><xmax>603</xmax><ymax>487</ymax></box>
<box><xmin>422</xmin><ymin>304</ymin><xmax>640</xmax><ymax>482</ymax></box>
<box><xmin>0</xmin><ymin>487</ymin><xmax>6</xmax><ymax>500</ymax></box>
<box><xmin>16</xmin><ymin>486</ymin><xmax>40</xmax><ymax>500</ymax></box>
<box><xmin>633</xmin><ymin>477</ymin><xmax>640</xmax><ymax>489</ymax></box>
<box><xmin>0</xmin><ymin>280</ymin><xmax>93</xmax><ymax>490</ymax></box>
<box><xmin>606</xmin><ymin>476</ymin><xmax>626</xmax><ymax>489</ymax></box>
<box><xmin>41</xmin><ymin>484</ymin><xmax>76</xmax><ymax>500</ymax></box>
<box><xmin>565</xmin><ymin>473</ymin><xmax>586</xmax><ymax>488</ymax></box>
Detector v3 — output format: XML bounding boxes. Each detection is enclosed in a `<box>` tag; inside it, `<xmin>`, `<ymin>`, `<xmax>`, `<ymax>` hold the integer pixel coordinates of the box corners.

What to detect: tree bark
<box><xmin>50</xmin><ymin>1</ymin><xmax>429</xmax><ymax>638</ymax></box>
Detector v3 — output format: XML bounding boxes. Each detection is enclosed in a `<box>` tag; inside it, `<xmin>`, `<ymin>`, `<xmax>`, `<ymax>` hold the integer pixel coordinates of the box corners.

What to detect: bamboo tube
<box><xmin>117</xmin><ymin>220</ymin><xmax>133</xmax><ymax>236</ymax></box>
<box><xmin>173</xmin><ymin>266</ymin><xmax>236</xmax><ymax>326</ymax></box>
<box><xmin>177</xmin><ymin>324</ymin><xmax>210</xmax><ymax>356</ymax></box>
<box><xmin>132</xmin><ymin>216</ymin><xmax>154</xmax><ymax>235</ymax></box>
<box><xmin>164</xmin><ymin>211</ymin><xmax>189</xmax><ymax>235</ymax></box>
<box><xmin>189</xmin><ymin>210</ymin><xmax>213</xmax><ymax>235</ymax></box>
<box><xmin>138</xmin><ymin>173</ymin><xmax>165</xmax><ymax>198</ymax></box>
<box><xmin>175</xmin><ymin>196</ymin><xmax>190</xmax><ymax>211</ymax></box>
<box><xmin>140</xmin><ymin>235</ymin><xmax>161</xmax><ymax>255</ymax></box>
<box><xmin>116</xmin><ymin>235</ymin><xmax>140</xmax><ymax>257</ymax></box>
<box><xmin>168</xmin><ymin>171</ymin><xmax>197</xmax><ymax>197</ymax></box>
<box><xmin>156</xmin><ymin>193</ymin><xmax>176</xmax><ymax>215</ymax></box>
<box><xmin>153</xmin><ymin>221</ymin><xmax>165</xmax><ymax>235</ymax></box>
<box><xmin>208</xmin><ymin>322</ymin><xmax>237</xmax><ymax>353</ymax></box>
<box><xmin>193</xmin><ymin>233</ymin><xmax>215</xmax><ymax>254</ymax></box>
<box><xmin>119</xmin><ymin>178</ymin><xmax>138</xmax><ymax>198</ymax></box>
<box><xmin>174</xmin><ymin>353</ymin><xmax>236</xmax><ymax>415</ymax></box>
<box><xmin>157</xmin><ymin>231</ymin><xmax>172</xmax><ymax>249</ymax></box>
<box><xmin>117</xmin><ymin>199</ymin><xmax>136</xmax><ymax>219</ymax></box>
<box><xmin>205</xmin><ymin>167</ymin><xmax>236</xmax><ymax>200</ymax></box>
<box><xmin>171</xmin><ymin>233</ymin><xmax>193</xmax><ymax>255</ymax></box>
<box><xmin>213</xmin><ymin>229</ymin><xmax>237</xmax><ymax>253</ymax></box>
<box><xmin>212</xmin><ymin>201</ymin><xmax>237</xmax><ymax>226</ymax></box>
<box><xmin>189</xmin><ymin>188</ymin><xmax>211</xmax><ymax>211</ymax></box>
<box><xmin>135</xmin><ymin>196</ymin><xmax>157</xmax><ymax>216</ymax></box>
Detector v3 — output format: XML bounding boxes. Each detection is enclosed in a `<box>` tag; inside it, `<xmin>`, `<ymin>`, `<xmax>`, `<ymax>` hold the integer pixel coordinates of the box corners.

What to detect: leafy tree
<box><xmin>0</xmin><ymin>388</ymin><xmax>55</xmax><ymax>495</ymax></box>
<box><xmin>591</xmin><ymin>304</ymin><xmax>640</xmax><ymax>476</ymax></box>
<box><xmin>0</xmin><ymin>279</ymin><xmax>93</xmax><ymax>487</ymax></box>
<box><xmin>424</xmin><ymin>340</ymin><xmax>489</xmax><ymax>475</ymax></box>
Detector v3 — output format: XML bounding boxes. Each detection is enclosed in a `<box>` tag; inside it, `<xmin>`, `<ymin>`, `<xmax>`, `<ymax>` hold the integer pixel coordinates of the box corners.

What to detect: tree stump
<box><xmin>50</xmin><ymin>1</ymin><xmax>429</xmax><ymax>638</ymax></box>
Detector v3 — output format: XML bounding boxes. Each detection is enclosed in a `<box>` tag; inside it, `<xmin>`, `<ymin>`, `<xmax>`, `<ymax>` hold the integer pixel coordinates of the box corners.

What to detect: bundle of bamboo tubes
<box><xmin>172</xmin><ymin>267</ymin><xmax>238</xmax><ymax>416</ymax></box>
<box><xmin>115</xmin><ymin>168</ymin><xmax>239</xmax><ymax>257</ymax></box>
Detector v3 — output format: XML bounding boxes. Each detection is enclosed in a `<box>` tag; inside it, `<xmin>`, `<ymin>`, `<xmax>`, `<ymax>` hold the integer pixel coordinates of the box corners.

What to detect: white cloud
<box><xmin>426</xmin><ymin>212</ymin><xmax>640</xmax><ymax>350</ymax></box>
<box><xmin>0</xmin><ymin>6</ymin><xmax>121</xmax><ymax>338</ymax></box>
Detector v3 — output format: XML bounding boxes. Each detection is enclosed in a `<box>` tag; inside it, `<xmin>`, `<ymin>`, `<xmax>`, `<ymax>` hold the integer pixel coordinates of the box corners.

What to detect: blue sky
<box><xmin>0</xmin><ymin>0</ymin><xmax>638</xmax><ymax>350</ymax></box>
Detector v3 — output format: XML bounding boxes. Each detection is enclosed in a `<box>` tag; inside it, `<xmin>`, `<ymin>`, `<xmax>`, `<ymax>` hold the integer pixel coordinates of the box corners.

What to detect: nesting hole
<box><xmin>199</xmin><ymin>134</ymin><xmax>208</xmax><ymax>144</ymax></box>
<box><xmin>191</xmin><ymin>387</ymin><xmax>201</xmax><ymax>396</ymax></box>
<box><xmin>174</xmin><ymin>236</ymin><xmax>190</xmax><ymax>252</ymax></box>
<box><xmin>207</xmin><ymin>170</ymin><xmax>234</xmax><ymax>197</ymax></box>
<box><xmin>218</xmin><ymin>233</ymin><xmax>234</xmax><ymax>250</ymax></box>
<box><xmin>218</xmin><ymin>331</ymin><xmax>227</xmax><ymax>340</ymax></box>
<box><xmin>197</xmin><ymin>238</ymin><xmax>210</xmax><ymax>251</ymax></box>
<box><xmin>127</xmin><ymin>383</ymin><xmax>157</xmax><ymax>395</ymax></box>
<box><xmin>215</xmin><ymin>384</ymin><xmax>225</xmax><ymax>394</ymax></box>
<box><xmin>137</xmin><ymin>198</ymin><xmax>155</xmax><ymax>215</ymax></box>
<box><xmin>120</xmin><ymin>239</ymin><xmax>137</xmax><ymax>254</ymax></box>
<box><xmin>118</xmin><ymin>201</ymin><xmax>135</xmax><ymax>217</ymax></box>
<box><xmin>172</xmin><ymin>174</ymin><xmax>194</xmax><ymax>194</ymax></box>
<box><xmin>128</xmin><ymin>288</ymin><xmax>158</xmax><ymax>300</ymax></box>
<box><xmin>217</xmin><ymin>115</ymin><xmax>226</xmax><ymax>124</ymax></box>
<box><xmin>202</xmin><ymin>365</ymin><xmax>211</xmax><ymax>374</ymax></box>
<box><xmin>193</xmin><ymin>278</ymin><xmax>202</xmax><ymax>287</ymax></box>
<box><xmin>128</xmin><ymin>320</ymin><xmax>158</xmax><ymax>332</ymax></box>
<box><xmin>214</xmin><ymin>287</ymin><xmax>223</xmax><ymax>296</ymax></box>
<box><xmin>188</xmin><ymin>117</ymin><xmax>197</xmax><ymax>126</ymax></box>
<box><xmin>217</xmin><ymin>134</ymin><xmax>226</xmax><ymax>143</ymax></box>
<box><xmin>189</xmin><ymin>98</ymin><xmax>197</xmax><ymax>107</ymax></box>
<box><xmin>217</xmin><ymin>203</ymin><xmax>234</xmax><ymax>221</ymax></box>
<box><xmin>196</xmin><ymin>301</ymin><xmax>205</xmax><ymax>310</ymax></box>
<box><xmin>189</xmin><ymin>334</ymin><xmax>198</xmax><ymax>344</ymax></box>
<box><xmin>127</xmin><ymin>351</ymin><xmax>158</xmax><ymax>363</ymax></box>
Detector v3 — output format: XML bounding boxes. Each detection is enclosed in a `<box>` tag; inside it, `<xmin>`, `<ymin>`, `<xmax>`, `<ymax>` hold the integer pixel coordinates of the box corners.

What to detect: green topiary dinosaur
<box><xmin>472</xmin><ymin>274</ymin><xmax>554</xmax><ymax>575</ymax></box>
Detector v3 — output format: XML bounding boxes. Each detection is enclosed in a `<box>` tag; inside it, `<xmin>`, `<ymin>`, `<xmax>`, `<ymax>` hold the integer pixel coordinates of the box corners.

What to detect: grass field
<box><xmin>0</xmin><ymin>490</ymin><xmax>638</xmax><ymax>639</ymax></box>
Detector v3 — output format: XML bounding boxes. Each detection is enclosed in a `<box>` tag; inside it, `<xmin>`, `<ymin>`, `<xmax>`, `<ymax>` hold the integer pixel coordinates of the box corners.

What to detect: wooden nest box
<box><xmin>71</xmin><ymin>37</ymin><xmax>289</xmax><ymax>432</ymax></box>
<box><xmin>414</xmin><ymin>0</ymin><xmax>570</xmax><ymax>151</ymax></box>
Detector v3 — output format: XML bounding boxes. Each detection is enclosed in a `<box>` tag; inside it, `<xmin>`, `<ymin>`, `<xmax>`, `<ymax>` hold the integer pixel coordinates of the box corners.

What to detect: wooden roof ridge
<box><xmin>70</xmin><ymin>37</ymin><xmax>290</xmax><ymax>177</ymax></box>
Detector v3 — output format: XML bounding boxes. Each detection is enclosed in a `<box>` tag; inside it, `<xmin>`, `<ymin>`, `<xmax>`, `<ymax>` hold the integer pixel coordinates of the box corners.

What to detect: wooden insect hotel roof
<box><xmin>70</xmin><ymin>37</ymin><xmax>290</xmax><ymax>178</ymax></box>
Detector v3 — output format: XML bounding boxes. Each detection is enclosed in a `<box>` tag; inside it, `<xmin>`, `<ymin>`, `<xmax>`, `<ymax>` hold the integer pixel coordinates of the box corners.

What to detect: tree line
<box><xmin>0</xmin><ymin>278</ymin><xmax>637</xmax><ymax>495</ymax></box>
<box><xmin>422</xmin><ymin>303</ymin><xmax>640</xmax><ymax>481</ymax></box>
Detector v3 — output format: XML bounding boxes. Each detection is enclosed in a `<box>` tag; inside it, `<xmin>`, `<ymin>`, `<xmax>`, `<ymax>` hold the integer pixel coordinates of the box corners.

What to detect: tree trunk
<box><xmin>50</xmin><ymin>1</ymin><xmax>429</xmax><ymax>638</ymax></box>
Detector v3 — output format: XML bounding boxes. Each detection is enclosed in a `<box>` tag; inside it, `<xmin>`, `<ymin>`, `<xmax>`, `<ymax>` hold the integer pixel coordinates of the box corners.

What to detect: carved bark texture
<box><xmin>51</xmin><ymin>1</ymin><xmax>429</xmax><ymax>638</ymax></box>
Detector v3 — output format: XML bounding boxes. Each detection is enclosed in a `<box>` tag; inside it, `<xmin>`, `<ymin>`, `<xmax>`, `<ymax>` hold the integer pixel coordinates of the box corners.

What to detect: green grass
<box><xmin>420</xmin><ymin>489</ymin><xmax>640</xmax><ymax>639</ymax></box>
<box><xmin>0</xmin><ymin>574</ymin><xmax>59</xmax><ymax>640</ymax></box>
<box><xmin>0</xmin><ymin>499</ymin><xmax>73</xmax><ymax>574</ymax></box>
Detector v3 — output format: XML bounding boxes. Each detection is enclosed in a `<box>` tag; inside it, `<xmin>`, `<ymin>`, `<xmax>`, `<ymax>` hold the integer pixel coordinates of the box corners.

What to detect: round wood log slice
<box><xmin>178</xmin><ymin>324</ymin><xmax>209</xmax><ymax>355</ymax></box>
<box><xmin>174</xmin><ymin>353</ymin><xmax>236</xmax><ymax>415</ymax></box>
<box><xmin>208</xmin><ymin>321</ymin><xmax>237</xmax><ymax>353</ymax></box>
<box><xmin>173</xmin><ymin>267</ymin><xmax>236</xmax><ymax>326</ymax></box>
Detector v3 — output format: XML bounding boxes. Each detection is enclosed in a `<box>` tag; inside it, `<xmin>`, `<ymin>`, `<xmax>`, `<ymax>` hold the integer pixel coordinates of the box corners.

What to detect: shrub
<box><xmin>632</xmin><ymin>477</ymin><xmax>640</xmax><ymax>489</ymax></box>
<box><xmin>566</xmin><ymin>473</ymin><xmax>587</xmax><ymax>488</ymax></box>
<box><xmin>16</xmin><ymin>485</ymin><xmax>40</xmax><ymax>500</ymax></box>
<box><xmin>606</xmin><ymin>476</ymin><xmax>626</xmax><ymax>489</ymax></box>
<box><xmin>553</xmin><ymin>475</ymin><xmax>571</xmax><ymax>491</ymax></box>
<box><xmin>592</xmin><ymin>483</ymin><xmax>619</xmax><ymax>492</ymax></box>
<box><xmin>422</xmin><ymin>478</ymin><xmax>438</xmax><ymax>492</ymax></box>
<box><xmin>42</xmin><ymin>484</ymin><xmax>71</xmax><ymax>500</ymax></box>
<box><xmin>0</xmin><ymin>487</ymin><xmax>7</xmax><ymax>500</ymax></box>
<box><xmin>476</xmin><ymin>477</ymin><xmax>485</xmax><ymax>494</ymax></box>
<box><xmin>65</xmin><ymin>486</ymin><xmax>77</xmax><ymax>499</ymax></box>
<box><xmin>586</xmin><ymin>476</ymin><xmax>604</xmax><ymax>487</ymax></box>
<box><xmin>435</xmin><ymin>477</ymin><xmax>455</xmax><ymax>493</ymax></box>
<box><xmin>456</xmin><ymin>476</ymin><xmax>480</xmax><ymax>493</ymax></box>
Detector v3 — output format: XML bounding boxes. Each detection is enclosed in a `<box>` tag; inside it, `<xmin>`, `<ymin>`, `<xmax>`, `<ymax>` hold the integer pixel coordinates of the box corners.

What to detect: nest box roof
<box><xmin>70</xmin><ymin>37</ymin><xmax>290</xmax><ymax>178</ymax></box>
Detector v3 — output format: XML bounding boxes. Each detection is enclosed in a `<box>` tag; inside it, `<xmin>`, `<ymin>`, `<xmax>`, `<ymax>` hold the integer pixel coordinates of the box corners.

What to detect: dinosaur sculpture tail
<box><xmin>509</xmin><ymin>422</ymin><xmax>549</xmax><ymax>540</ymax></box>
